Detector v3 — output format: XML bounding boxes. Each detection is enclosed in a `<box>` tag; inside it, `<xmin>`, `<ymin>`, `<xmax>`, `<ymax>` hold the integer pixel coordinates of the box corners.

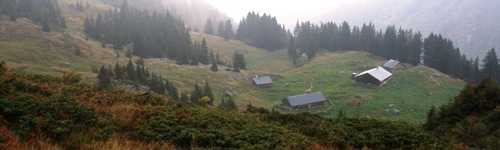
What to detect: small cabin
<box><xmin>382</xmin><ymin>59</ymin><xmax>400</xmax><ymax>71</ymax></box>
<box><xmin>282</xmin><ymin>92</ymin><xmax>327</xmax><ymax>109</ymax></box>
<box><xmin>252</xmin><ymin>75</ymin><xmax>273</xmax><ymax>88</ymax></box>
<box><xmin>353</xmin><ymin>66</ymin><xmax>393</xmax><ymax>86</ymax></box>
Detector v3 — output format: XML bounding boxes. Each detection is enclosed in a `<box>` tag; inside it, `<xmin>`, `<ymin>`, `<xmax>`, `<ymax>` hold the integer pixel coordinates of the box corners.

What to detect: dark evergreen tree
<box><xmin>482</xmin><ymin>48</ymin><xmax>500</xmax><ymax>80</ymax></box>
<box><xmin>223</xmin><ymin>20</ymin><xmax>234</xmax><ymax>40</ymax></box>
<box><xmin>199</xmin><ymin>39</ymin><xmax>210</xmax><ymax>65</ymax></box>
<box><xmin>288</xmin><ymin>36</ymin><xmax>298</xmax><ymax>66</ymax></box>
<box><xmin>191</xmin><ymin>84</ymin><xmax>203</xmax><ymax>104</ymax></box>
<box><xmin>97</xmin><ymin>66</ymin><xmax>112</xmax><ymax>88</ymax></box>
<box><xmin>232</xmin><ymin>52</ymin><xmax>247</xmax><ymax>72</ymax></box>
<box><xmin>210</xmin><ymin>53</ymin><xmax>219</xmax><ymax>72</ymax></box>
<box><xmin>217</xmin><ymin>21</ymin><xmax>225</xmax><ymax>38</ymax></box>
<box><xmin>236</xmin><ymin>12</ymin><xmax>289</xmax><ymax>50</ymax></box>
<box><xmin>203</xmin><ymin>82</ymin><xmax>215</xmax><ymax>105</ymax></box>
<box><xmin>204</xmin><ymin>18</ymin><xmax>214</xmax><ymax>35</ymax></box>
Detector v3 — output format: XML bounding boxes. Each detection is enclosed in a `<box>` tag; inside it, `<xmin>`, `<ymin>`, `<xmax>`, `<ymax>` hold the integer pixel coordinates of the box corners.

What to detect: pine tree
<box><xmin>199</xmin><ymin>39</ymin><xmax>209</xmax><ymax>64</ymax></box>
<box><xmin>42</xmin><ymin>20</ymin><xmax>50</xmax><ymax>32</ymax></box>
<box><xmin>191</xmin><ymin>84</ymin><xmax>202</xmax><ymax>104</ymax></box>
<box><xmin>210</xmin><ymin>54</ymin><xmax>219</xmax><ymax>72</ymax></box>
<box><xmin>482</xmin><ymin>48</ymin><xmax>500</xmax><ymax>81</ymax></box>
<box><xmin>203</xmin><ymin>82</ymin><xmax>215</xmax><ymax>105</ymax></box>
<box><xmin>217</xmin><ymin>21</ymin><xmax>225</xmax><ymax>37</ymax></box>
<box><xmin>204</xmin><ymin>19</ymin><xmax>214</xmax><ymax>35</ymax></box>
<box><xmin>126</xmin><ymin>59</ymin><xmax>136</xmax><ymax>81</ymax></box>
<box><xmin>97</xmin><ymin>66</ymin><xmax>112</xmax><ymax>88</ymax></box>
<box><xmin>223</xmin><ymin>20</ymin><xmax>234</xmax><ymax>40</ymax></box>
<box><xmin>232</xmin><ymin>52</ymin><xmax>246</xmax><ymax>72</ymax></box>
<box><xmin>288</xmin><ymin>36</ymin><xmax>298</xmax><ymax>66</ymax></box>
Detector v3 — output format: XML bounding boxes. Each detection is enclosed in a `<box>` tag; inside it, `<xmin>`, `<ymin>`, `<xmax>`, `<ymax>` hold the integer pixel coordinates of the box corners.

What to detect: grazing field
<box><xmin>251</xmin><ymin>51</ymin><xmax>464</xmax><ymax>123</ymax></box>
<box><xmin>191</xmin><ymin>33</ymin><xmax>464</xmax><ymax>122</ymax></box>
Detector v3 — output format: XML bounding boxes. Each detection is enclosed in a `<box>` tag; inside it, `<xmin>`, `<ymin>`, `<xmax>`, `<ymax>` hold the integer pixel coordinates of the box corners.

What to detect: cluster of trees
<box><xmin>0</xmin><ymin>0</ymin><xmax>66</xmax><ymax>32</ymax></box>
<box><xmin>236</xmin><ymin>12</ymin><xmax>290</xmax><ymax>50</ymax></box>
<box><xmin>291</xmin><ymin>22</ymin><xmax>422</xmax><ymax>64</ymax></box>
<box><xmin>84</xmin><ymin>1</ymin><xmax>210</xmax><ymax>65</ymax></box>
<box><xmin>178</xmin><ymin>82</ymin><xmax>215</xmax><ymax>106</ymax></box>
<box><xmin>97</xmin><ymin>59</ymin><xmax>178</xmax><ymax>99</ymax></box>
<box><xmin>289</xmin><ymin>21</ymin><xmax>500</xmax><ymax>83</ymax></box>
<box><xmin>204</xmin><ymin>19</ymin><xmax>234</xmax><ymax>40</ymax></box>
<box><xmin>232</xmin><ymin>52</ymin><xmax>247</xmax><ymax>72</ymax></box>
<box><xmin>71</xmin><ymin>1</ymin><xmax>90</xmax><ymax>12</ymax></box>
<box><xmin>425</xmin><ymin>79</ymin><xmax>500</xmax><ymax>148</ymax></box>
<box><xmin>423</xmin><ymin>34</ymin><xmax>481</xmax><ymax>81</ymax></box>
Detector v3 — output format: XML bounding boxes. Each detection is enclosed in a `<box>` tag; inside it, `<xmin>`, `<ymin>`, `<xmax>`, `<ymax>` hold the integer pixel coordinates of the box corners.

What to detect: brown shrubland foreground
<box><xmin>1</xmin><ymin>62</ymin><xmax>499</xmax><ymax>149</ymax></box>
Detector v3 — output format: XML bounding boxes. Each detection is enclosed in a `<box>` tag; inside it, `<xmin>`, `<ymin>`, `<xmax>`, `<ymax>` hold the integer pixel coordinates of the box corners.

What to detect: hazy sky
<box><xmin>206</xmin><ymin>0</ymin><xmax>373</xmax><ymax>26</ymax></box>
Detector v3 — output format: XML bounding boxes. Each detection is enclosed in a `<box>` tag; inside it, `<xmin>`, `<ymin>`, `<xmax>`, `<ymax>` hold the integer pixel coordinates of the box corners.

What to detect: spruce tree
<box><xmin>191</xmin><ymin>84</ymin><xmax>202</xmax><ymax>104</ymax></box>
<box><xmin>204</xmin><ymin>19</ymin><xmax>214</xmax><ymax>35</ymax></box>
<box><xmin>223</xmin><ymin>20</ymin><xmax>234</xmax><ymax>40</ymax></box>
<box><xmin>210</xmin><ymin>58</ymin><xmax>219</xmax><ymax>72</ymax></box>
<box><xmin>203</xmin><ymin>82</ymin><xmax>215</xmax><ymax>105</ymax></box>
<box><xmin>97</xmin><ymin>66</ymin><xmax>112</xmax><ymax>88</ymax></box>
<box><xmin>288</xmin><ymin>36</ymin><xmax>298</xmax><ymax>66</ymax></box>
<box><xmin>482</xmin><ymin>48</ymin><xmax>500</xmax><ymax>80</ymax></box>
<box><xmin>217</xmin><ymin>21</ymin><xmax>225</xmax><ymax>37</ymax></box>
<box><xmin>126</xmin><ymin>59</ymin><xmax>136</xmax><ymax>81</ymax></box>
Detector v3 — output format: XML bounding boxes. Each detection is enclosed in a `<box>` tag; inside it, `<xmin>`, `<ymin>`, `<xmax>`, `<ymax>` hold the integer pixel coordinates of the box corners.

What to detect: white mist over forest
<box><xmin>206</xmin><ymin>0</ymin><xmax>373</xmax><ymax>27</ymax></box>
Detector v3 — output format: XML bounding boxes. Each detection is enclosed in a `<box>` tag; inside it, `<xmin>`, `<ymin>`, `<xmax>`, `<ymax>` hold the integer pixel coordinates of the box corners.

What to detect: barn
<box><xmin>382</xmin><ymin>59</ymin><xmax>400</xmax><ymax>71</ymax></box>
<box><xmin>282</xmin><ymin>92</ymin><xmax>327</xmax><ymax>109</ymax></box>
<box><xmin>252</xmin><ymin>75</ymin><xmax>273</xmax><ymax>87</ymax></box>
<box><xmin>353</xmin><ymin>66</ymin><xmax>393</xmax><ymax>86</ymax></box>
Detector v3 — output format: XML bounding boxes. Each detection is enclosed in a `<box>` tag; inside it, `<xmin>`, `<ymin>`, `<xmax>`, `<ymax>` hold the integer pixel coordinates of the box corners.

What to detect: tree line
<box><xmin>235</xmin><ymin>12</ymin><xmax>290</xmax><ymax>51</ymax></box>
<box><xmin>84</xmin><ymin>1</ymin><xmax>212</xmax><ymax>65</ymax></box>
<box><xmin>289</xmin><ymin>21</ymin><xmax>500</xmax><ymax>83</ymax></box>
<box><xmin>97</xmin><ymin>58</ymin><xmax>179</xmax><ymax>99</ymax></box>
<box><xmin>0</xmin><ymin>0</ymin><xmax>66</xmax><ymax>32</ymax></box>
<box><xmin>204</xmin><ymin>18</ymin><xmax>234</xmax><ymax>40</ymax></box>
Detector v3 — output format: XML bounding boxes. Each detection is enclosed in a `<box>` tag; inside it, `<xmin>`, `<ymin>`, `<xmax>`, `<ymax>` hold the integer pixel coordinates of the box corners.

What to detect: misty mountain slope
<box><xmin>99</xmin><ymin>0</ymin><xmax>228</xmax><ymax>31</ymax></box>
<box><xmin>0</xmin><ymin>0</ymin><xmax>464</xmax><ymax>123</ymax></box>
<box><xmin>319</xmin><ymin>0</ymin><xmax>500</xmax><ymax>58</ymax></box>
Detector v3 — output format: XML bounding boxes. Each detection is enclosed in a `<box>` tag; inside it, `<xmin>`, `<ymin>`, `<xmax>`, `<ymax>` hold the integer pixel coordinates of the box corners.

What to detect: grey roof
<box><xmin>253</xmin><ymin>76</ymin><xmax>273</xmax><ymax>85</ymax></box>
<box><xmin>286</xmin><ymin>92</ymin><xmax>327</xmax><ymax>107</ymax></box>
<box><xmin>355</xmin><ymin>66</ymin><xmax>393</xmax><ymax>82</ymax></box>
<box><xmin>383</xmin><ymin>59</ymin><xmax>400</xmax><ymax>69</ymax></box>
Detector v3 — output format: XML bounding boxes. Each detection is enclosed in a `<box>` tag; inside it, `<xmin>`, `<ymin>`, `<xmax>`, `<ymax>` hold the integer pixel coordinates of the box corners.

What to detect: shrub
<box><xmin>0</xmin><ymin>94</ymin><xmax>102</xmax><ymax>142</ymax></box>
<box><xmin>135</xmin><ymin>107</ymin><xmax>310</xmax><ymax>149</ymax></box>
<box><xmin>62</xmin><ymin>71</ymin><xmax>82</xmax><ymax>85</ymax></box>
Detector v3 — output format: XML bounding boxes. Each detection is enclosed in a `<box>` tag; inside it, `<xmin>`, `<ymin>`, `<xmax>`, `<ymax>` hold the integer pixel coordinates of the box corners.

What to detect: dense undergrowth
<box><xmin>0</xmin><ymin>61</ymin><xmax>464</xmax><ymax>149</ymax></box>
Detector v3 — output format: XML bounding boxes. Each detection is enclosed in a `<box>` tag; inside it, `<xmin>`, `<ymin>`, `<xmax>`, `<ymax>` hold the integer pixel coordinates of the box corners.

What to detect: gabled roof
<box><xmin>383</xmin><ymin>59</ymin><xmax>400</xmax><ymax>69</ymax></box>
<box><xmin>253</xmin><ymin>76</ymin><xmax>273</xmax><ymax>85</ymax></box>
<box><xmin>286</xmin><ymin>92</ymin><xmax>327</xmax><ymax>107</ymax></box>
<box><xmin>355</xmin><ymin>66</ymin><xmax>392</xmax><ymax>82</ymax></box>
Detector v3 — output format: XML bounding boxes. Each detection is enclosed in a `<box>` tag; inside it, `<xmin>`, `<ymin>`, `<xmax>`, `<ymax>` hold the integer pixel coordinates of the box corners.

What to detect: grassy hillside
<box><xmin>251</xmin><ymin>51</ymin><xmax>464</xmax><ymax>123</ymax></box>
<box><xmin>190</xmin><ymin>33</ymin><xmax>464</xmax><ymax>122</ymax></box>
<box><xmin>0</xmin><ymin>0</ymin><xmax>465</xmax><ymax>123</ymax></box>
<box><xmin>0</xmin><ymin>65</ymin><xmax>447</xmax><ymax>149</ymax></box>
